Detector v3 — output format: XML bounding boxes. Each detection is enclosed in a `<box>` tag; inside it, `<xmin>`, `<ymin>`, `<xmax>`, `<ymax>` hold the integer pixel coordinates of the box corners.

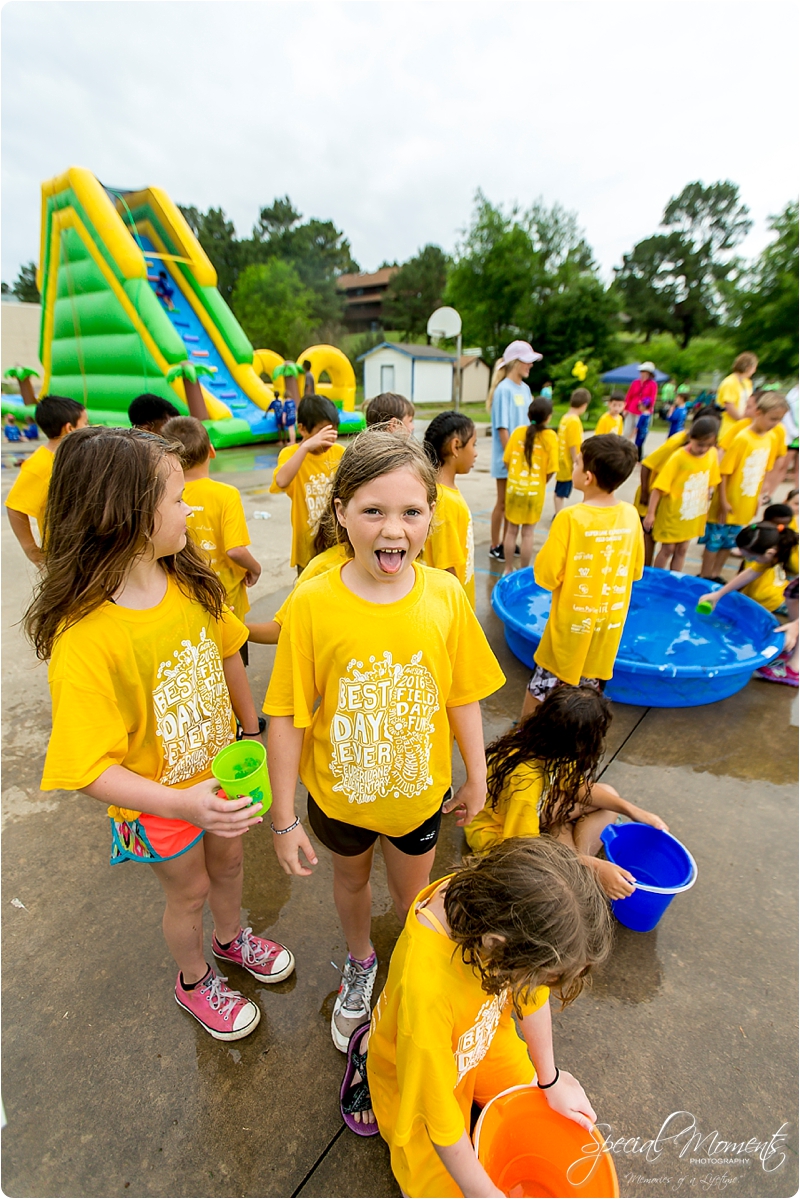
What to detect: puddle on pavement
<box><xmin>210</xmin><ymin>446</ymin><xmax>280</xmax><ymax>475</ymax></box>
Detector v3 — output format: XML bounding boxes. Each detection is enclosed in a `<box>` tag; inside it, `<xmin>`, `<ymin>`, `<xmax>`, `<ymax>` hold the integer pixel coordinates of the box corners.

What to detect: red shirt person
<box><xmin>623</xmin><ymin>362</ymin><xmax>658</xmax><ymax>440</ymax></box>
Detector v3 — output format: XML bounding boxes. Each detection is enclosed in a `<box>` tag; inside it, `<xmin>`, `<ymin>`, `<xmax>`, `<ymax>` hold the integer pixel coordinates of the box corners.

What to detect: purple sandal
<box><xmin>340</xmin><ymin>1022</ymin><xmax>378</xmax><ymax>1136</ymax></box>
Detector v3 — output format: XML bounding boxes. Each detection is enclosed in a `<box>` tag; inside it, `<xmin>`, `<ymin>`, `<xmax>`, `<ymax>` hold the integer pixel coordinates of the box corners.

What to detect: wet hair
<box><xmin>128</xmin><ymin>394</ymin><xmax>181</xmax><ymax>430</ymax></box>
<box><xmin>581</xmin><ymin>434</ymin><xmax>637</xmax><ymax>493</ymax></box>
<box><xmin>686</xmin><ymin>416</ymin><xmax>718</xmax><ymax>443</ymax></box>
<box><xmin>522</xmin><ymin>397</ymin><xmax>553</xmax><ymax>468</ymax></box>
<box><xmin>486</xmin><ymin>685</ymin><xmax>611</xmax><ymax>834</ymax></box>
<box><xmin>787</xmin><ymin>489</ymin><xmax>799</xmax><ymax>502</ymax></box>
<box><xmin>733</xmin><ymin>352</ymin><xmax>758</xmax><ymax>375</ymax></box>
<box><xmin>161</xmin><ymin>416</ymin><xmax>211</xmax><ymax>470</ymax></box>
<box><xmin>364</xmin><ymin>392</ymin><xmax>415</xmax><ymax>426</ymax></box>
<box><xmin>24</xmin><ymin>427</ymin><xmax>225</xmax><ymax>660</ymax></box>
<box><xmin>443</xmin><ymin>837</ymin><xmax>613</xmax><ymax>1014</ymax></box>
<box><xmin>423</xmin><ymin>411</ymin><xmax>476</xmax><ymax>467</ymax></box>
<box><xmin>297</xmin><ymin>394</ymin><xmax>340</xmax><ymax>432</ymax></box>
<box><xmin>754</xmin><ymin>390</ymin><xmax>788</xmax><ymax>417</ymax></box>
<box><xmin>34</xmin><ymin>395</ymin><xmax>85</xmax><ymax>440</ymax></box>
<box><xmin>735</xmin><ymin>521</ymin><xmax>798</xmax><ymax>569</ymax></box>
<box><xmin>570</xmin><ymin>388</ymin><xmax>591</xmax><ymax>409</ymax></box>
<box><xmin>691</xmin><ymin>407</ymin><xmax>721</xmax><ymax>430</ymax></box>
<box><xmin>327</xmin><ymin>428</ymin><xmax>437</xmax><ymax>557</ymax></box>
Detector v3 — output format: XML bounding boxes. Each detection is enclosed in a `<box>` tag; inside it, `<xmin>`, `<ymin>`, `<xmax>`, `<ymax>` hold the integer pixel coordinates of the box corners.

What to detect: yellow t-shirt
<box><xmin>368</xmin><ymin>877</ymin><xmax>548</xmax><ymax>1199</ymax></box>
<box><xmin>651</xmin><ymin>446</ymin><xmax>721</xmax><ymax>543</ymax></box>
<box><xmin>183</xmin><ymin>477</ymin><xmax>251</xmax><ymax>619</ymax></box>
<box><xmin>263</xmin><ymin>562</ymin><xmax>505</xmax><ymax>837</ymax></box>
<box><xmin>742</xmin><ymin>561</ymin><xmax>787</xmax><ymax>612</ymax></box>
<box><xmin>269</xmin><ymin>441</ymin><xmax>345</xmax><ymax>568</ymax></box>
<box><xmin>5</xmin><ymin>445</ymin><xmax>54</xmax><ymax>527</ymax></box>
<box><xmin>40</xmin><ymin>576</ymin><xmax>248</xmax><ymax>821</ymax></box>
<box><xmin>534</xmin><ymin>502</ymin><xmax>644</xmax><ymax>684</ymax></box>
<box><xmin>556</xmin><ymin>411</ymin><xmax>583</xmax><ymax>482</ymax></box>
<box><xmin>503</xmin><ymin>427</ymin><xmax>558</xmax><ymax>526</ymax></box>
<box><xmin>595</xmin><ymin>412</ymin><xmax>624</xmax><ymax>437</ymax></box>
<box><xmin>272</xmin><ymin>544</ymin><xmax>351</xmax><ymax>627</ymax></box>
<box><xmin>633</xmin><ymin>431</ymin><xmax>692</xmax><ymax>516</ymax></box>
<box><xmin>464</xmin><ymin>761</ymin><xmax>543</xmax><ymax>854</ymax></box>
<box><xmin>717</xmin><ymin>374</ymin><xmax>753</xmax><ymax>439</ymax></box>
<box><xmin>720</xmin><ymin>418</ymin><xmax>787</xmax><ymax>462</ymax></box>
<box><xmin>422</xmin><ymin>483</ymin><xmax>475</xmax><ymax>608</ymax></box>
<box><xmin>709</xmin><ymin>427</ymin><xmax>778</xmax><ymax>526</ymax></box>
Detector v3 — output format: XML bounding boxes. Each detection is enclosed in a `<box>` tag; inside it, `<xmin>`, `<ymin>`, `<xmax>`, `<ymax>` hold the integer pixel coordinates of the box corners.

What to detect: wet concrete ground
<box><xmin>2</xmin><ymin>430</ymin><xmax>797</xmax><ymax>1198</ymax></box>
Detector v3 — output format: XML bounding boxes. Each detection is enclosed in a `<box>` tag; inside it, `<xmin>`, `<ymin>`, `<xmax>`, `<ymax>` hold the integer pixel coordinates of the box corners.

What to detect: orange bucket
<box><xmin>473</xmin><ymin>1085</ymin><xmax>619</xmax><ymax>1198</ymax></box>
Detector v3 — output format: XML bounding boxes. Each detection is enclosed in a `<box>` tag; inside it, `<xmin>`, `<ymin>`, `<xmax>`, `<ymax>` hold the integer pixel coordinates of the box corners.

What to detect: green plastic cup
<box><xmin>696</xmin><ymin>600</ymin><xmax>713</xmax><ymax>615</ymax></box>
<box><xmin>212</xmin><ymin>740</ymin><xmax>272</xmax><ymax>812</ymax></box>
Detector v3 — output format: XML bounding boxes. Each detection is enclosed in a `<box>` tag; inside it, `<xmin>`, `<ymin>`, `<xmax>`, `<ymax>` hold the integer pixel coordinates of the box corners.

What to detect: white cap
<box><xmin>502</xmin><ymin>340</ymin><xmax>543</xmax><ymax>366</ymax></box>
<box><xmin>640</xmin><ymin>361</ymin><xmax>656</xmax><ymax>376</ymax></box>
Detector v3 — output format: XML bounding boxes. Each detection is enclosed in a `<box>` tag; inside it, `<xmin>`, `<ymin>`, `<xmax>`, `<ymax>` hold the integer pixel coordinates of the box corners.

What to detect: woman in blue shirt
<box><xmin>487</xmin><ymin>340</ymin><xmax>542</xmax><ymax>560</ymax></box>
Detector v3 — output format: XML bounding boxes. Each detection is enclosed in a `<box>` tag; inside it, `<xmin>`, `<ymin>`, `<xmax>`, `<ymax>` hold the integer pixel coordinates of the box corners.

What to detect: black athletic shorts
<box><xmin>306</xmin><ymin>792</ymin><xmax>446</xmax><ymax>858</ymax></box>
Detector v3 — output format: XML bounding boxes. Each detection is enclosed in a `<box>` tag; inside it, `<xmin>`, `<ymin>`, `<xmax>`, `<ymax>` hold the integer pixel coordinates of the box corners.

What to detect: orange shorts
<box><xmin>109</xmin><ymin>812</ymin><xmax>204</xmax><ymax>864</ymax></box>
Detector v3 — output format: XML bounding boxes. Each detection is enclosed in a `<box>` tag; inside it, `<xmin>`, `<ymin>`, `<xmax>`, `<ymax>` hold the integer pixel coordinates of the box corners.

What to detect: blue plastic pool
<box><xmin>491</xmin><ymin>567</ymin><xmax>785</xmax><ymax>708</ymax></box>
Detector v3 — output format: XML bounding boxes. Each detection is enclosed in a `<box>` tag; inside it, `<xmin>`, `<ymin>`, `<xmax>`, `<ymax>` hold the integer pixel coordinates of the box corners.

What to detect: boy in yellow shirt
<box><xmin>594</xmin><ymin>395</ymin><xmax>625</xmax><ymax>437</ymax></box>
<box><xmin>270</xmin><ymin>395</ymin><xmax>344</xmax><ymax>571</ymax></box>
<box><xmin>699</xmin><ymin>391</ymin><xmax>788</xmax><ymax>580</ymax></box>
<box><xmin>553</xmin><ymin>388</ymin><xmax>589</xmax><ymax>514</ymax></box>
<box><xmin>524</xmin><ymin>434</ymin><xmax>643</xmax><ymax>716</ymax></box>
<box><xmin>162</xmin><ymin>417</ymin><xmax>261</xmax><ymax>652</ymax></box>
<box><xmin>643</xmin><ymin>415</ymin><xmax>720</xmax><ymax>571</ymax></box>
<box><xmin>716</xmin><ymin>352</ymin><xmax>757</xmax><ymax>439</ymax></box>
<box><xmin>5</xmin><ymin>394</ymin><xmax>88</xmax><ymax>564</ymax></box>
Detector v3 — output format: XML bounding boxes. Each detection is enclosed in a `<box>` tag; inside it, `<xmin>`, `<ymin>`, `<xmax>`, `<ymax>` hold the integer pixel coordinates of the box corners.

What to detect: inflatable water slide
<box><xmin>24</xmin><ymin>167</ymin><xmax>361</xmax><ymax>446</ymax></box>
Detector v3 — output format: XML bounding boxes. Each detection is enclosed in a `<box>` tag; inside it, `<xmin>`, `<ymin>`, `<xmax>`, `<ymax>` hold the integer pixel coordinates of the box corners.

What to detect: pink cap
<box><xmin>501</xmin><ymin>340</ymin><xmax>542</xmax><ymax>366</ymax></box>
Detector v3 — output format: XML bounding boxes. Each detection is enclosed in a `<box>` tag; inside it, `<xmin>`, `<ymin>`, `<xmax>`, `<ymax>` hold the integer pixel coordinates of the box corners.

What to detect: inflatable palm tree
<box><xmin>4</xmin><ymin>366</ymin><xmax>40</xmax><ymax>407</ymax></box>
<box><xmin>166</xmin><ymin>361</ymin><xmax>217</xmax><ymax>422</ymax></box>
<box><xmin>272</xmin><ymin>361</ymin><xmax>303</xmax><ymax>403</ymax></box>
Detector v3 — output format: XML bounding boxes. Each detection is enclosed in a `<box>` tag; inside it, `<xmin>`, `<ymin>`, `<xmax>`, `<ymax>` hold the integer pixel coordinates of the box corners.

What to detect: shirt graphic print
<box><xmin>305</xmin><ymin>472</ymin><xmax>335</xmax><ymax>537</ymax></box>
<box><xmin>154</xmin><ymin>627</ymin><xmax>235</xmax><ymax>785</ymax></box>
<box><xmin>330</xmin><ymin>651</ymin><xmax>440</xmax><ymax>805</ymax></box>
<box><xmin>741</xmin><ymin>447</ymin><xmax>770</xmax><ymax>497</ymax></box>
<box><xmin>454</xmin><ymin>993</ymin><xmax>505</xmax><ymax>1084</ymax></box>
<box><xmin>679</xmin><ymin>470</ymin><xmax>711</xmax><ymax>521</ymax></box>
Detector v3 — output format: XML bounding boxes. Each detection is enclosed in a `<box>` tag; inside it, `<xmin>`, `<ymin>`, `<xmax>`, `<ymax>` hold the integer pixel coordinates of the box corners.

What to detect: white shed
<box><xmin>359</xmin><ymin>341</ymin><xmax>456</xmax><ymax>406</ymax></box>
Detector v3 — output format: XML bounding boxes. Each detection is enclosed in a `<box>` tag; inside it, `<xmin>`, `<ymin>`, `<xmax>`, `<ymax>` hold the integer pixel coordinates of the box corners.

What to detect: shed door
<box><xmin>380</xmin><ymin>364</ymin><xmax>395</xmax><ymax>392</ymax></box>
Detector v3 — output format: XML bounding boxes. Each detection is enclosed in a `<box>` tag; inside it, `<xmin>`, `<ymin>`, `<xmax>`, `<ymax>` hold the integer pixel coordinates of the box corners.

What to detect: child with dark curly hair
<box><xmin>466</xmin><ymin>684</ymin><xmax>667</xmax><ymax>898</ymax></box>
<box><xmin>340</xmin><ymin>838</ymin><xmax>613</xmax><ymax>1198</ymax></box>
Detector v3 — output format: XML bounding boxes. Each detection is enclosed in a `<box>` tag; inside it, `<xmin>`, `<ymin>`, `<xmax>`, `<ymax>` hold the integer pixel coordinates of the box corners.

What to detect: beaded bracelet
<box><xmin>270</xmin><ymin>817</ymin><xmax>301</xmax><ymax>836</ymax></box>
<box><xmin>536</xmin><ymin>1068</ymin><xmax>560</xmax><ymax>1089</ymax></box>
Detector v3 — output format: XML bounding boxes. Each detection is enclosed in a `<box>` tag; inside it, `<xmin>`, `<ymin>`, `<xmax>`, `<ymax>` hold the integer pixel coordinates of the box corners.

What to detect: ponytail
<box><xmin>486</xmin><ymin>359</ymin><xmax>509</xmax><ymax>412</ymax></box>
<box><xmin>523</xmin><ymin>397</ymin><xmax>553</xmax><ymax>468</ymax></box>
<box><xmin>736</xmin><ymin>521</ymin><xmax>798</xmax><ymax>570</ymax></box>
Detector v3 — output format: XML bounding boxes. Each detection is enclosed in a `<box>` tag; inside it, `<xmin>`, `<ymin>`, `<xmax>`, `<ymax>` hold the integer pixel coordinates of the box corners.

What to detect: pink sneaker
<box><xmin>756</xmin><ymin>659</ymin><xmax>799</xmax><ymax>687</ymax></box>
<box><xmin>213</xmin><ymin>926</ymin><xmax>295</xmax><ymax>983</ymax></box>
<box><xmin>175</xmin><ymin>968</ymin><xmax>261</xmax><ymax>1040</ymax></box>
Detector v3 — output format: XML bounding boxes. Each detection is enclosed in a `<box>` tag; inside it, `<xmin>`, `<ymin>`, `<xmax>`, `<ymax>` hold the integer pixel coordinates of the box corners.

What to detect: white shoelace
<box><xmin>200</xmin><ymin>972</ymin><xmax>244</xmax><ymax>1018</ymax></box>
<box><xmin>238</xmin><ymin>927</ymin><xmax>278</xmax><ymax>967</ymax></box>
<box><xmin>333</xmin><ymin>957</ymin><xmax>376</xmax><ymax>1013</ymax></box>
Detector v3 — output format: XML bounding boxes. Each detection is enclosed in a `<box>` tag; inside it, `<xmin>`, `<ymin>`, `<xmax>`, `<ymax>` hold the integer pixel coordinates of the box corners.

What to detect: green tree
<box><xmin>615</xmin><ymin>181</ymin><xmax>752</xmax><ymax>348</ymax></box>
<box><xmin>178</xmin><ymin>205</ymin><xmax>241</xmax><ymax>300</ymax></box>
<box><xmin>445</xmin><ymin>191</ymin><xmax>617</xmax><ymax>377</ymax></box>
<box><xmin>730</xmin><ymin>201</ymin><xmax>799</xmax><ymax>378</ymax></box>
<box><xmin>383</xmin><ymin>244</ymin><xmax>448</xmax><ymax>340</ymax></box>
<box><xmin>232</xmin><ymin>259</ymin><xmax>316</xmax><ymax>359</ymax></box>
<box><xmin>2</xmin><ymin>261</ymin><xmax>40</xmax><ymax>303</ymax></box>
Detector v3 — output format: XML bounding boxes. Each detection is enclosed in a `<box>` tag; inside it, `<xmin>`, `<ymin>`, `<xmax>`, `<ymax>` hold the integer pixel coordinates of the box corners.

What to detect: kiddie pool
<box><xmin>492</xmin><ymin>566</ymin><xmax>785</xmax><ymax>708</ymax></box>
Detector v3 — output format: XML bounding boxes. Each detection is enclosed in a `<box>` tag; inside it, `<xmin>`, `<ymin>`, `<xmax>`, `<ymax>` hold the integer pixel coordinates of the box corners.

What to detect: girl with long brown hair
<box><xmin>342</xmin><ymin>838</ymin><xmax>612</xmax><ymax>1196</ymax></box>
<box><xmin>465</xmin><ymin>684</ymin><xmax>668</xmax><ymax>899</ymax></box>
<box><xmin>27</xmin><ymin>427</ymin><xmax>295</xmax><ymax>1041</ymax></box>
<box><xmin>264</xmin><ymin>429</ymin><xmax>505</xmax><ymax>1053</ymax></box>
<box><xmin>501</xmin><ymin>395</ymin><xmax>558</xmax><ymax>575</ymax></box>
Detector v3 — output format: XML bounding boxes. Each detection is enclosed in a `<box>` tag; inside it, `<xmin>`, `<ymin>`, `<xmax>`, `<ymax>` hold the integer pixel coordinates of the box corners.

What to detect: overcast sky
<box><xmin>2</xmin><ymin>1</ymin><xmax>798</xmax><ymax>287</ymax></box>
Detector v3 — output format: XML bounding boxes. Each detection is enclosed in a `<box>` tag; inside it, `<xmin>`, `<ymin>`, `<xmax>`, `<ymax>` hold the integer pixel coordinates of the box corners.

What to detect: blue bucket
<box><xmin>600</xmin><ymin>823</ymin><xmax>697</xmax><ymax>932</ymax></box>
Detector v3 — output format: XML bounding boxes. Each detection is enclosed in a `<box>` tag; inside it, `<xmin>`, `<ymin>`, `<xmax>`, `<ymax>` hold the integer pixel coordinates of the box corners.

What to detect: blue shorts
<box><xmin>555</xmin><ymin>479</ymin><xmax>573</xmax><ymax>499</ymax></box>
<box><xmin>698</xmin><ymin>522</ymin><xmax>743</xmax><ymax>552</ymax></box>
